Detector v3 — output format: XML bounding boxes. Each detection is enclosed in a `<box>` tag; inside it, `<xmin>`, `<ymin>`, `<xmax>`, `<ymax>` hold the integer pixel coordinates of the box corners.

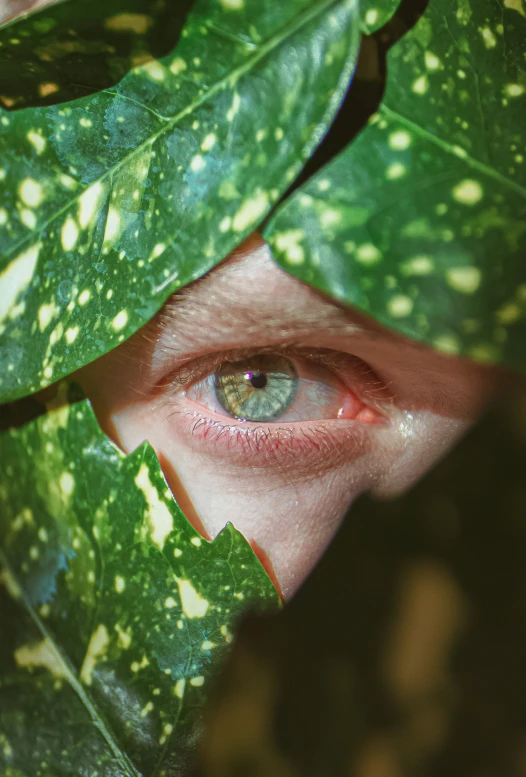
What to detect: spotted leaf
<box><xmin>265</xmin><ymin>0</ymin><xmax>526</xmax><ymax>371</ymax></box>
<box><xmin>359</xmin><ymin>0</ymin><xmax>402</xmax><ymax>33</ymax></box>
<box><xmin>0</xmin><ymin>387</ymin><xmax>280</xmax><ymax>776</ymax></box>
<box><xmin>0</xmin><ymin>0</ymin><xmax>360</xmax><ymax>402</ymax></box>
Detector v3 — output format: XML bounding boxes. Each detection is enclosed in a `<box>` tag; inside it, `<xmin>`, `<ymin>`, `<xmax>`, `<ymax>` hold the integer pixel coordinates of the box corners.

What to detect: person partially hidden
<box><xmin>78</xmin><ymin>235</ymin><xmax>502</xmax><ymax>599</ymax></box>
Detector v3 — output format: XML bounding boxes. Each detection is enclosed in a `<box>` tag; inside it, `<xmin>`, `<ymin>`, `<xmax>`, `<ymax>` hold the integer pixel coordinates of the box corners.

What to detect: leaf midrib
<box><xmin>0</xmin><ymin>548</ymin><xmax>142</xmax><ymax>777</ymax></box>
<box><xmin>382</xmin><ymin>104</ymin><xmax>526</xmax><ymax>200</ymax></box>
<box><xmin>4</xmin><ymin>0</ymin><xmax>342</xmax><ymax>266</ymax></box>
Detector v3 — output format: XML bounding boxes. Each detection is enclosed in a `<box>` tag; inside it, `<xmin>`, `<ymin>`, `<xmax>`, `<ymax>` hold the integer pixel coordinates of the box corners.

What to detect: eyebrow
<box><xmin>148</xmin><ymin>242</ymin><xmax>371</xmax><ymax>361</ymax></box>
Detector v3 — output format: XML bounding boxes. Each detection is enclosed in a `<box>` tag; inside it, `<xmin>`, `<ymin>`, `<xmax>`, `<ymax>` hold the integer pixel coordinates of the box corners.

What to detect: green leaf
<box><xmin>0</xmin><ymin>0</ymin><xmax>360</xmax><ymax>403</ymax></box>
<box><xmin>359</xmin><ymin>0</ymin><xmax>402</xmax><ymax>34</ymax></box>
<box><xmin>0</xmin><ymin>388</ymin><xmax>280</xmax><ymax>775</ymax></box>
<box><xmin>0</xmin><ymin>0</ymin><xmax>193</xmax><ymax>111</ymax></box>
<box><xmin>265</xmin><ymin>0</ymin><xmax>526</xmax><ymax>371</ymax></box>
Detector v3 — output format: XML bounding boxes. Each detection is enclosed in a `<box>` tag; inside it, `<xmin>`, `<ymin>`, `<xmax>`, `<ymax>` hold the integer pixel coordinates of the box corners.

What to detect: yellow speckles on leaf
<box><xmin>220</xmin><ymin>0</ymin><xmax>244</xmax><ymax>9</ymax></box>
<box><xmin>79</xmin><ymin>181</ymin><xmax>104</xmax><ymax>229</ymax></box>
<box><xmin>140</xmin><ymin>59</ymin><xmax>166</xmax><ymax>81</ymax></box>
<box><xmin>0</xmin><ymin>208</ymin><xmax>7</xmax><ymax>225</ymax></box>
<box><xmin>317</xmin><ymin>178</ymin><xmax>331</xmax><ymax>192</ymax></box>
<box><xmin>320</xmin><ymin>208</ymin><xmax>342</xmax><ymax>228</ymax></box>
<box><xmin>174</xmin><ymin>678</ymin><xmax>186</xmax><ymax>698</ymax></box>
<box><xmin>356</xmin><ymin>243</ymin><xmax>382</xmax><ymax>265</ymax></box>
<box><xmin>80</xmin><ymin>624</ymin><xmax>109</xmax><ymax>685</ymax></box>
<box><xmin>388</xmin><ymin>130</ymin><xmax>411</xmax><ymax>150</ymax></box>
<box><xmin>61</xmin><ymin>218</ymin><xmax>79</xmax><ymax>251</ymax></box>
<box><xmin>202</xmin><ymin>640</ymin><xmax>215</xmax><ymax>650</ymax></box>
<box><xmin>131</xmin><ymin>656</ymin><xmax>150</xmax><ymax>672</ymax></box>
<box><xmin>425</xmin><ymin>52</ymin><xmax>441</xmax><ymax>70</ymax></box>
<box><xmin>433</xmin><ymin>334</ymin><xmax>461</xmax><ymax>355</ymax></box>
<box><xmin>275</xmin><ymin>127</ymin><xmax>284</xmax><ymax>142</ymax></box>
<box><xmin>402</xmin><ymin>255</ymin><xmax>434</xmax><ymax>275</ymax></box>
<box><xmin>387</xmin><ymin>295</ymin><xmax>414</xmax><ymax>318</ymax></box>
<box><xmin>177</xmin><ymin>579</ymin><xmax>209</xmax><ymax>619</ymax></box>
<box><xmin>165</xmin><ymin>596</ymin><xmax>177</xmax><ymax>609</ymax></box>
<box><xmin>201</xmin><ymin>133</ymin><xmax>217</xmax><ymax>152</ymax></box>
<box><xmin>446</xmin><ymin>266</ymin><xmax>481</xmax><ymax>294</ymax></box>
<box><xmin>497</xmin><ymin>303</ymin><xmax>521</xmax><ymax>325</ymax></box>
<box><xmin>274</xmin><ymin>229</ymin><xmax>306</xmax><ymax>265</ymax></box>
<box><xmin>159</xmin><ymin>722</ymin><xmax>174</xmax><ymax>744</ymax></box>
<box><xmin>104</xmin><ymin>207</ymin><xmax>121</xmax><ymax>243</ymax></box>
<box><xmin>504</xmin><ymin>0</ymin><xmax>525</xmax><ymax>15</ymax></box>
<box><xmin>219</xmin><ymin>216</ymin><xmax>232</xmax><ymax>233</ymax></box>
<box><xmin>504</xmin><ymin>83</ymin><xmax>525</xmax><ymax>98</ymax></box>
<box><xmin>0</xmin><ymin>243</ymin><xmax>40</xmax><ymax>326</ymax></box>
<box><xmin>190</xmin><ymin>676</ymin><xmax>205</xmax><ymax>687</ymax></box>
<box><xmin>190</xmin><ymin>154</ymin><xmax>206</xmax><ymax>172</ymax></box>
<box><xmin>135</xmin><ymin>464</ymin><xmax>173</xmax><ymax>549</ymax></box>
<box><xmin>141</xmin><ymin>701</ymin><xmax>154</xmax><ymax>718</ymax></box>
<box><xmin>191</xmin><ymin>537</ymin><xmax>202</xmax><ymax>547</ymax></box>
<box><xmin>19</xmin><ymin>178</ymin><xmax>43</xmax><ymax>208</ymax></box>
<box><xmin>469</xmin><ymin>344</ymin><xmax>498</xmax><ymax>363</ymax></box>
<box><xmin>106</xmin><ymin>13</ymin><xmax>152</xmax><ymax>34</ymax></box>
<box><xmin>149</xmin><ymin>243</ymin><xmax>165</xmax><ymax>261</ymax></box>
<box><xmin>59</xmin><ymin>471</ymin><xmax>75</xmax><ymax>498</ymax></box>
<box><xmin>232</xmin><ymin>192</ymin><xmax>269</xmax><ymax>232</ymax></box>
<box><xmin>39</xmin><ymin>82</ymin><xmax>59</xmax><ymax>98</ymax></box>
<box><xmin>170</xmin><ymin>57</ymin><xmax>187</xmax><ymax>76</ymax></box>
<box><xmin>20</xmin><ymin>208</ymin><xmax>37</xmax><ymax>230</ymax></box>
<box><xmin>114</xmin><ymin>575</ymin><xmax>125</xmax><ymax>594</ymax></box>
<box><xmin>65</xmin><ymin>326</ymin><xmax>79</xmax><ymax>344</ymax></box>
<box><xmin>14</xmin><ymin>639</ymin><xmax>66</xmax><ymax>679</ymax></box>
<box><xmin>112</xmin><ymin>310</ymin><xmax>128</xmax><ymax>331</ymax></box>
<box><xmin>452</xmin><ymin>179</ymin><xmax>483</xmax><ymax>205</ymax></box>
<box><xmin>480</xmin><ymin>26</ymin><xmax>497</xmax><ymax>48</ymax></box>
<box><xmin>27</xmin><ymin>130</ymin><xmax>46</xmax><ymax>155</ymax></box>
<box><xmin>386</xmin><ymin>162</ymin><xmax>406</xmax><ymax>180</ymax></box>
<box><xmin>0</xmin><ymin>568</ymin><xmax>22</xmax><ymax>599</ymax></box>
<box><xmin>79</xmin><ymin>117</ymin><xmax>93</xmax><ymax>128</ymax></box>
<box><xmin>226</xmin><ymin>92</ymin><xmax>241</xmax><ymax>122</ymax></box>
<box><xmin>59</xmin><ymin>173</ymin><xmax>77</xmax><ymax>190</ymax></box>
<box><xmin>38</xmin><ymin>301</ymin><xmax>59</xmax><ymax>331</ymax></box>
<box><xmin>115</xmin><ymin>624</ymin><xmax>132</xmax><ymax>650</ymax></box>
<box><xmin>78</xmin><ymin>289</ymin><xmax>91</xmax><ymax>306</ymax></box>
<box><xmin>365</xmin><ymin>8</ymin><xmax>379</xmax><ymax>26</ymax></box>
<box><xmin>412</xmin><ymin>75</ymin><xmax>429</xmax><ymax>95</ymax></box>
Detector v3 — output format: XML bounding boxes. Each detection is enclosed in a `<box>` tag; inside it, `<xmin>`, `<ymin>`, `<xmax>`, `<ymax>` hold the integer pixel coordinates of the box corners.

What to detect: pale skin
<box><xmin>77</xmin><ymin>235</ymin><xmax>502</xmax><ymax>599</ymax></box>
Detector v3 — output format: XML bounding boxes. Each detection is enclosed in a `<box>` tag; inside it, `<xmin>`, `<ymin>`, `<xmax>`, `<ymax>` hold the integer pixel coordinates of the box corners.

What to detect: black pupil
<box><xmin>248</xmin><ymin>372</ymin><xmax>267</xmax><ymax>389</ymax></box>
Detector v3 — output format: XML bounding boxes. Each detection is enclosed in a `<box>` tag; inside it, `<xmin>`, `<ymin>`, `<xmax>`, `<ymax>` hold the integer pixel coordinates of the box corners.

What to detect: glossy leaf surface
<box><xmin>265</xmin><ymin>0</ymin><xmax>526</xmax><ymax>370</ymax></box>
<box><xmin>0</xmin><ymin>391</ymin><xmax>280</xmax><ymax>775</ymax></box>
<box><xmin>0</xmin><ymin>0</ymin><xmax>359</xmax><ymax>402</ymax></box>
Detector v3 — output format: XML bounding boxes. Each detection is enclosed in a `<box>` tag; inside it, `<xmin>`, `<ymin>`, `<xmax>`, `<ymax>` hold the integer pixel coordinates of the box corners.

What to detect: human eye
<box><xmin>153</xmin><ymin>347</ymin><xmax>388</xmax><ymax>473</ymax></box>
<box><xmin>184</xmin><ymin>352</ymin><xmax>381</xmax><ymax>425</ymax></box>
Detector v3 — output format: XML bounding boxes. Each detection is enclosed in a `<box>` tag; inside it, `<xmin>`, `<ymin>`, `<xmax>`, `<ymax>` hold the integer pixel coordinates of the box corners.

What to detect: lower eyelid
<box><xmin>162</xmin><ymin>398</ymin><xmax>378</xmax><ymax>475</ymax></box>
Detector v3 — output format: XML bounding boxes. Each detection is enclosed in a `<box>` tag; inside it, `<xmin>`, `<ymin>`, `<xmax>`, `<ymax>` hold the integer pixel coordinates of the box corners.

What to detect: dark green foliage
<box><xmin>0</xmin><ymin>0</ymin><xmax>359</xmax><ymax>402</ymax></box>
<box><xmin>266</xmin><ymin>0</ymin><xmax>526</xmax><ymax>370</ymax></box>
<box><xmin>0</xmin><ymin>391</ymin><xmax>279</xmax><ymax>775</ymax></box>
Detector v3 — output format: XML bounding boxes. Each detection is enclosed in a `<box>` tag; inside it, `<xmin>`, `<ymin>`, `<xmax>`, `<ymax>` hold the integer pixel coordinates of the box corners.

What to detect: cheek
<box><xmin>108</xmin><ymin>404</ymin><xmax>470</xmax><ymax>599</ymax></box>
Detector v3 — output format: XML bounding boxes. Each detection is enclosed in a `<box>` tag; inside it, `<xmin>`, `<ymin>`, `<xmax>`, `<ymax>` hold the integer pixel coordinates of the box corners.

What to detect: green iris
<box><xmin>214</xmin><ymin>355</ymin><xmax>298</xmax><ymax>421</ymax></box>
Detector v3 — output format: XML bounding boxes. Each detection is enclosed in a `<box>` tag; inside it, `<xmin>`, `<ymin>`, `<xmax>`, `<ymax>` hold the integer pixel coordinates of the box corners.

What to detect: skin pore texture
<box><xmin>78</xmin><ymin>235</ymin><xmax>501</xmax><ymax>599</ymax></box>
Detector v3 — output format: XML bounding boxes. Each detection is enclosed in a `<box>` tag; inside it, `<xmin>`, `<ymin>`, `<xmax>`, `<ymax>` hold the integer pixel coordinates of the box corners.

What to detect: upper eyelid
<box><xmin>154</xmin><ymin>345</ymin><xmax>395</xmax><ymax>411</ymax></box>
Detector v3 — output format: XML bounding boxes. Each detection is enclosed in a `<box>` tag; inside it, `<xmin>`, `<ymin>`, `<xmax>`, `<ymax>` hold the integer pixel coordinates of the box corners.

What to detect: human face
<box><xmin>77</xmin><ymin>235</ymin><xmax>501</xmax><ymax>599</ymax></box>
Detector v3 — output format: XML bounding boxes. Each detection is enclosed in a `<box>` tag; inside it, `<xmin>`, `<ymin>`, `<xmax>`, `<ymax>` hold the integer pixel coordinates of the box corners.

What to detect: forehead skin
<box><xmin>107</xmin><ymin>234</ymin><xmax>501</xmax><ymax>422</ymax></box>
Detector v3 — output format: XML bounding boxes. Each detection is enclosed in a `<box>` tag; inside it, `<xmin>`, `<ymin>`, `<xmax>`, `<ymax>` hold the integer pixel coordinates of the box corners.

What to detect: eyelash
<box><xmin>155</xmin><ymin>347</ymin><xmax>392</xmax><ymax>470</ymax></box>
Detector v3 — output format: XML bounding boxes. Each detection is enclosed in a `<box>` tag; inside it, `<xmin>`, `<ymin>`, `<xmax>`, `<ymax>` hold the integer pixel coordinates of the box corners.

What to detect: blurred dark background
<box><xmin>196</xmin><ymin>386</ymin><xmax>526</xmax><ymax>777</ymax></box>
